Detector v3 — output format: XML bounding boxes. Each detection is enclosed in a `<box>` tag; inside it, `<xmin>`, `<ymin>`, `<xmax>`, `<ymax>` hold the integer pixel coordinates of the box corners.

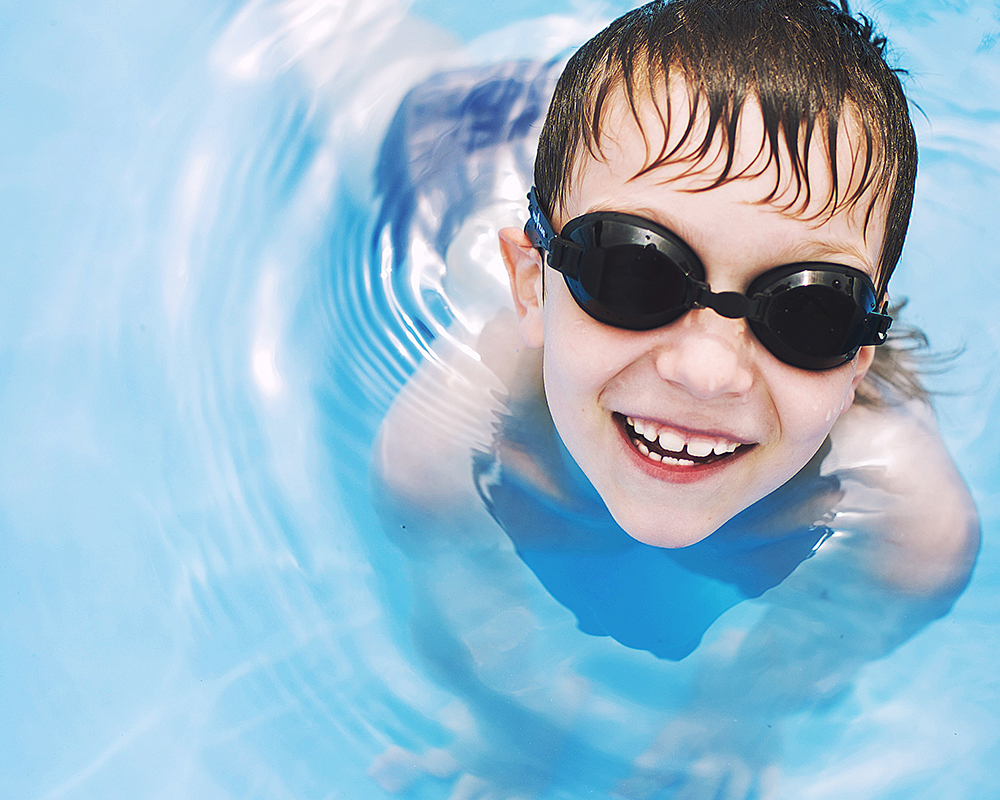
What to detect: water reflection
<box><xmin>1</xmin><ymin>1</ymin><xmax>998</xmax><ymax>798</ymax></box>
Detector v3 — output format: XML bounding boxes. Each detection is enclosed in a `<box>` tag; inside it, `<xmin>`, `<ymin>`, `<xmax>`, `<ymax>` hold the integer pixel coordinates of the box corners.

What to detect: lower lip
<box><xmin>613</xmin><ymin>414</ymin><xmax>753</xmax><ymax>485</ymax></box>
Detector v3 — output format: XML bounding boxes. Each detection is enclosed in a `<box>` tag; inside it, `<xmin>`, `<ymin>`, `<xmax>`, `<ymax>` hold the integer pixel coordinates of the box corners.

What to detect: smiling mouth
<box><xmin>616</xmin><ymin>413</ymin><xmax>753</xmax><ymax>467</ymax></box>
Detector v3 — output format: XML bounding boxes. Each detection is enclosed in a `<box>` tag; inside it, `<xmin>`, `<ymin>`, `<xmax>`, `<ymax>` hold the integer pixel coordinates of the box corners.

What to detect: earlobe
<box><xmin>852</xmin><ymin>346</ymin><xmax>876</xmax><ymax>389</ymax></box>
<box><xmin>845</xmin><ymin>345</ymin><xmax>877</xmax><ymax>405</ymax></box>
<box><xmin>499</xmin><ymin>227</ymin><xmax>545</xmax><ymax>348</ymax></box>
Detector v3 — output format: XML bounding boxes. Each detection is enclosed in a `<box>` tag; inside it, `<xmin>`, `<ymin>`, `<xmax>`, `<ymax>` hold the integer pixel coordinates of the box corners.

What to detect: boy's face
<box><xmin>501</xmin><ymin>85</ymin><xmax>882</xmax><ymax>548</ymax></box>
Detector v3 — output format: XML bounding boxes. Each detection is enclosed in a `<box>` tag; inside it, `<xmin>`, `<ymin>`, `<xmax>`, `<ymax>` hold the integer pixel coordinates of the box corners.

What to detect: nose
<box><xmin>652</xmin><ymin>308</ymin><xmax>754</xmax><ymax>399</ymax></box>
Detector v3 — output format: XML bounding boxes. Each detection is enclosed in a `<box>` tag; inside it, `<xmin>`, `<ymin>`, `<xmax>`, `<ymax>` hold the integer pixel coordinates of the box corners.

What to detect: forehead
<box><xmin>564</xmin><ymin>78</ymin><xmax>889</xmax><ymax>246</ymax></box>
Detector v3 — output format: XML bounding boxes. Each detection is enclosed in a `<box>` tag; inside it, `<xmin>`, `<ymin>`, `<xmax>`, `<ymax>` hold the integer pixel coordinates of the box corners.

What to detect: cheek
<box><xmin>775</xmin><ymin>367</ymin><xmax>858</xmax><ymax>449</ymax></box>
<box><xmin>540</xmin><ymin>309</ymin><xmax>638</xmax><ymax>464</ymax></box>
<box><xmin>542</xmin><ymin>325</ymin><xmax>603</xmax><ymax>418</ymax></box>
<box><xmin>541</xmin><ymin>292</ymin><xmax>619</xmax><ymax>404</ymax></box>
<box><xmin>540</xmin><ymin>323</ymin><xmax>587</xmax><ymax>438</ymax></box>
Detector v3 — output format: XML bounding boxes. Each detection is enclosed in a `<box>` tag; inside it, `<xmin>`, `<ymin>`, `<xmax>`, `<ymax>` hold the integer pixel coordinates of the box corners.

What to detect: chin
<box><xmin>609</xmin><ymin>510</ymin><xmax>724</xmax><ymax>549</ymax></box>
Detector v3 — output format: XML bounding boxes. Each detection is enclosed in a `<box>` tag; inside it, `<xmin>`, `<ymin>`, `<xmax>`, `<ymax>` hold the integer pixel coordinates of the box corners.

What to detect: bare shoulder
<box><xmin>371</xmin><ymin>311</ymin><xmax>538</xmax><ymax>551</ymax></box>
<box><xmin>824</xmin><ymin>398</ymin><xmax>981</xmax><ymax>598</ymax></box>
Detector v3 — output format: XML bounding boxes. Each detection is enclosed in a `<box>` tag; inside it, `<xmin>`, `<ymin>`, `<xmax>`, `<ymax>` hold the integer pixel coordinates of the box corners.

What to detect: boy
<box><xmin>371</xmin><ymin>1</ymin><xmax>979</xmax><ymax>796</ymax></box>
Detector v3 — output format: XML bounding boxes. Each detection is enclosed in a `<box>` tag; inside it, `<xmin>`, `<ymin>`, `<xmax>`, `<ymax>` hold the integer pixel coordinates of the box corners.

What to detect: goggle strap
<box><xmin>866</xmin><ymin>309</ymin><xmax>893</xmax><ymax>345</ymax></box>
<box><xmin>525</xmin><ymin>187</ymin><xmax>556</xmax><ymax>250</ymax></box>
<box><xmin>525</xmin><ymin>188</ymin><xmax>585</xmax><ymax>275</ymax></box>
<box><xmin>524</xmin><ymin>187</ymin><xmax>894</xmax><ymax>362</ymax></box>
<box><xmin>548</xmin><ymin>237</ymin><xmax>584</xmax><ymax>274</ymax></box>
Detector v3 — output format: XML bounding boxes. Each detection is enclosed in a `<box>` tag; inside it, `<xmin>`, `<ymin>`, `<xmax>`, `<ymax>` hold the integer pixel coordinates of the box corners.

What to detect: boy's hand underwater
<box><xmin>618</xmin><ymin>713</ymin><xmax>781</xmax><ymax>800</ymax></box>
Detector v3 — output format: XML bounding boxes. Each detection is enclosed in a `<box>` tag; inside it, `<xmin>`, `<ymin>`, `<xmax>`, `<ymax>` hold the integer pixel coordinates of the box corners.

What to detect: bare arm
<box><xmin>822</xmin><ymin>398</ymin><xmax>980</xmax><ymax>597</ymax></box>
<box><xmin>371</xmin><ymin>311</ymin><xmax>533</xmax><ymax>554</ymax></box>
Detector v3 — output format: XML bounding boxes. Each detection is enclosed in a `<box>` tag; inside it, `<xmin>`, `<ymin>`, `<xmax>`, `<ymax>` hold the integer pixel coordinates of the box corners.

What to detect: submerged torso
<box><xmin>473</xmin><ymin>387</ymin><xmax>839</xmax><ymax>660</ymax></box>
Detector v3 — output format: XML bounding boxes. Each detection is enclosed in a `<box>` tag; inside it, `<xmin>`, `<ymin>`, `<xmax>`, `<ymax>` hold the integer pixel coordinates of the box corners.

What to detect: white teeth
<box><xmin>686</xmin><ymin>438</ymin><xmax>715</xmax><ymax>458</ymax></box>
<box><xmin>658</xmin><ymin>428</ymin><xmax>686</xmax><ymax>453</ymax></box>
<box><xmin>628</xmin><ymin>416</ymin><xmax>658</xmax><ymax>443</ymax></box>
<box><xmin>626</xmin><ymin>414</ymin><xmax>743</xmax><ymax>462</ymax></box>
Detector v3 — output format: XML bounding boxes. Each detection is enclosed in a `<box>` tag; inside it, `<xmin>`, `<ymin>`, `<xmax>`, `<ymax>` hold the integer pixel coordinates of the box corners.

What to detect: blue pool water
<box><xmin>1</xmin><ymin>1</ymin><xmax>998</xmax><ymax>798</ymax></box>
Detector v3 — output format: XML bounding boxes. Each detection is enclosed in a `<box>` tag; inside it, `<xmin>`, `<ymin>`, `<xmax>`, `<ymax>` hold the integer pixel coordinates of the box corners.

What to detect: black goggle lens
<box><xmin>525</xmin><ymin>190</ymin><xmax>890</xmax><ymax>371</ymax></box>
<box><xmin>563</xmin><ymin>213</ymin><xmax>703</xmax><ymax>331</ymax></box>
<box><xmin>576</xmin><ymin>243</ymin><xmax>689</xmax><ymax>325</ymax></box>
<box><xmin>745</xmin><ymin>267</ymin><xmax>882</xmax><ymax>370</ymax></box>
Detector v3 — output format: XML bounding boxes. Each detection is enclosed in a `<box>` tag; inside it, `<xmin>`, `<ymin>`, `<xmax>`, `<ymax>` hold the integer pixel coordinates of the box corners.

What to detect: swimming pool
<box><xmin>1</xmin><ymin>0</ymin><xmax>998</xmax><ymax>798</ymax></box>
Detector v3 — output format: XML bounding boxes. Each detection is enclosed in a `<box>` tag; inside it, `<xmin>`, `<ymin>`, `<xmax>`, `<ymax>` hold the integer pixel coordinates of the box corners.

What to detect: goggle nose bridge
<box><xmin>692</xmin><ymin>284</ymin><xmax>762</xmax><ymax>321</ymax></box>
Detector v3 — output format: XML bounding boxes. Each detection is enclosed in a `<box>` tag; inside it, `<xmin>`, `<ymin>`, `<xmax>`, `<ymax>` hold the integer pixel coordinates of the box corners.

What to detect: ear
<box><xmin>847</xmin><ymin>344</ymin><xmax>877</xmax><ymax>400</ymax></box>
<box><xmin>499</xmin><ymin>226</ymin><xmax>545</xmax><ymax>348</ymax></box>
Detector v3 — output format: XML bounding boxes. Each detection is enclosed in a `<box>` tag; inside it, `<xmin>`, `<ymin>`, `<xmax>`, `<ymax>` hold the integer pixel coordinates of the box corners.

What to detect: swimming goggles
<box><xmin>524</xmin><ymin>187</ymin><xmax>891</xmax><ymax>371</ymax></box>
